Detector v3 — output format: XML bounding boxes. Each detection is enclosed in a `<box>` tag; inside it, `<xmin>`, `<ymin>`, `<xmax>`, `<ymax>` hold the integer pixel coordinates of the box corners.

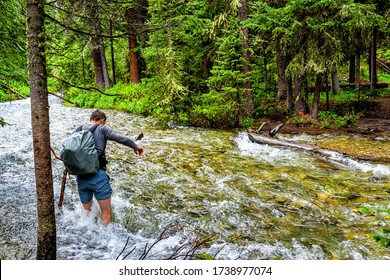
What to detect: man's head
<box><xmin>90</xmin><ymin>110</ymin><xmax>107</xmax><ymax>124</ymax></box>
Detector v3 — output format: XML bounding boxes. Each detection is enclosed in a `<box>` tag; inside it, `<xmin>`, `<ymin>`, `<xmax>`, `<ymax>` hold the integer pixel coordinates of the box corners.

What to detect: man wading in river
<box><xmin>73</xmin><ymin>110</ymin><xmax>144</xmax><ymax>225</ymax></box>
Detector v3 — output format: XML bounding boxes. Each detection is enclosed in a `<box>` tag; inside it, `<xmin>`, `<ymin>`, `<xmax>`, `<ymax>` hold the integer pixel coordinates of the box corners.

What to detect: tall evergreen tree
<box><xmin>27</xmin><ymin>0</ymin><xmax>56</xmax><ymax>260</ymax></box>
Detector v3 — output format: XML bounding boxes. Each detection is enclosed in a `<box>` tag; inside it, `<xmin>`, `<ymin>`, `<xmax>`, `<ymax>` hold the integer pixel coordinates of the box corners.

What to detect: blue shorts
<box><xmin>76</xmin><ymin>169</ymin><xmax>112</xmax><ymax>204</ymax></box>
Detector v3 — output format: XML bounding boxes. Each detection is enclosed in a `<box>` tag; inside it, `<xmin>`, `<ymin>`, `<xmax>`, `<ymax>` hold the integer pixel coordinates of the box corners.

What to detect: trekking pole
<box><xmin>58</xmin><ymin>168</ymin><xmax>67</xmax><ymax>208</ymax></box>
<box><xmin>50</xmin><ymin>146</ymin><xmax>67</xmax><ymax>208</ymax></box>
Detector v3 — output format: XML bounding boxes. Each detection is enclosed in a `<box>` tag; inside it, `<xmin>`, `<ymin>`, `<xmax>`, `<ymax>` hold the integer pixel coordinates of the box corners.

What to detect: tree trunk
<box><xmin>87</xmin><ymin>1</ymin><xmax>109</xmax><ymax>89</ymax></box>
<box><xmin>276</xmin><ymin>41</ymin><xmax>290</xmax><ymax>101</ymax></box>
<box><xmin>100</xmin><ymin>43</ymin><xmax>110</xmax><ymax>89</ymax></box>
<box><xmin>264</xmin><ymin>55</ymin><xmax>268</xmax><ymax>94</ymax></box>
<box><xmin>238</xmin><ymin>0</ymin><xmax>254</xmax><ymax>120</ymax></box>
<box><xmin>370</xmin><ymin>26</ymin><xmax>378</xmax><ymax>91</ymax></box>
<box><xmin>349</xmin><ymin>55</ymin><xmax>356</xmax><ymax>85</ymax></box>
<box><xmin>286</xmin><ymin>75</ymin><xmax>293</xmax><ymax>111</ymax></box>
<box><xmin>294</xmin><ymin>72</ymin><xmax>309</xmax><ymax>114</ymax></box>
<box><xmin>27</xmin><ymin>0</ymin><xmax>56</xmax><ymax>260</ymax></box>
<box><xmin>125</xmin><ymin>7</ymin><xmax>141</xmax><ymax>84</ymax></box>
<box><xmin>331</xmin><ymin>69</ymin><xmax>339</xmax><ymax>94</ymax></box>
<box><xmin>109</xmin><ymin>20</ymin><xmax>116</xmax><ymax>85</ymax></box>
<box><xmin>311</xmin><ymin>74</ymin><xmax>322</xmax><ymax>119</ymax></box>
<box><xmin>91</xmin><ymin>41</ymin><xmax>105</xmax><ymax>88</ymax></box>
<box><xmin>356</xmin><ymin>46</ymin><xmax>361</xmax><ymax>88</ymax></box>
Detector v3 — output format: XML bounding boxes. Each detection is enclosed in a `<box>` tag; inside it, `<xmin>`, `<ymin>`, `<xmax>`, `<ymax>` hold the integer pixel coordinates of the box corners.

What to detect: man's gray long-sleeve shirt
<box><xmin>79</xmin><ymin>124</ymin><xmax>138</xmax><ymax>155</ymax></box>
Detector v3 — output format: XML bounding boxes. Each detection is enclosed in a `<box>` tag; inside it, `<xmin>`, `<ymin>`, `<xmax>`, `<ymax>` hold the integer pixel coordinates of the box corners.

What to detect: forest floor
<box><xmin>254</xmin><ymin>95</ymin><xmax>390</xmax><ymax>137</ymax></box>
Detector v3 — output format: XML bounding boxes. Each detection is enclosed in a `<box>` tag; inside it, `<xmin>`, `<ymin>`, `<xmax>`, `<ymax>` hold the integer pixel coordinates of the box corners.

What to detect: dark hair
<box><xmin>90</xmin><ymin>110</ymin><xmax>107</xmax><ymax>121</ymax></box>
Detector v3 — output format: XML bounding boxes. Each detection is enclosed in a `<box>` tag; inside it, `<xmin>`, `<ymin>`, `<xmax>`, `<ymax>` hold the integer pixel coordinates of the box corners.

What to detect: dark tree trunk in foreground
<box><xmin>27</xmin><ymin>0</ymin><xmax>56</xmax><ymax>260</ymax></box>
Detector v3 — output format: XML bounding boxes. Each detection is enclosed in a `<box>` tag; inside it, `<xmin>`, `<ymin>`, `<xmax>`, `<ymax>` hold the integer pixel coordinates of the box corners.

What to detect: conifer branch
<box><xmin>50</xmin><ymin>74</ymin><xmax>118</xmax><ymax>97</ymax></box>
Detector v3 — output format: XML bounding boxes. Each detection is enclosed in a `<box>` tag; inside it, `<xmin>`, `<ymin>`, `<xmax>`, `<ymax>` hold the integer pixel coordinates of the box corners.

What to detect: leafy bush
<box><xmin>317</xmin><ymin>110</ymin><xmax>360</xmax><ymax>128</ymax></box>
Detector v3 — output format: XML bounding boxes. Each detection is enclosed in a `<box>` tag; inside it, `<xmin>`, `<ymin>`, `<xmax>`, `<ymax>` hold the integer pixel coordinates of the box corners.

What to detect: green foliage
<box><xmin>318</xmin><ymin>110</ymin><xmax>360</xmax><ymax>128</ymax></box>
<box><xmin>253</xmin><ymin>102</ymin><xmax>285</xmax><ymax>119</ymax></box>
<box><xmin>373</xmin><ymin>229</ymin><xmax>390</xmax><ymax>248</ymax></box>
<box><xmin>0</xmin><ymin>116</ymin><xmax>9</xmax><ymax>126</ymax></box>
<box><xmin>0</xmin><ymin>0</ymin><xmax>27</xmax><ymax>77</ymax></box>
<box><xmin>2</xmin><ymin>0</ymin><xmax>390</xmax><ymax>129</ymax></box>
<box><xmin>191</xmin><ymin>91</ymin><xmax>237</xmax><ymax>127</ymax></box>
<box><xmin>354</xmin><ymin>206</ymin><xmax>390</xmax><ymax>216</ymax></box>
<box><xmin>0</xmin><ymin>80</ymin><xmax>30</xmax><ymax>102</ymax></box>
<box><xmin>353</xmin><ymin>206</ymin><xmax>390</xmax><ymax>248</ymax></box>
<box><xmin>0</xmin><ymin>0</ymin><xmax>28</xmax><ymax>100</ymax></box>
<box><xmin>195</xmin><ymin>252</ymin><xmax>215</xmax><ymax>260</ymax></box>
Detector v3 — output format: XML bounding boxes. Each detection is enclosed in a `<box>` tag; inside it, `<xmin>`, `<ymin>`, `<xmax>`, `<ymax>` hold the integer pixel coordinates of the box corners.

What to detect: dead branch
<box><xmin>117</xmin><ymin>224</ymin><xmax>214</xmax><ymax>260</ymax></box>
<box><xmin>213</xmin><ymin>244</ymin><xmax>226</xmax><ymax>259</ymax></box>
<box><xmin>50</xmin><ymin>146</ymin><xmax>63</xmax><ymax>160</ymax></box>
<box><xmin>116</xmin><ymin>236</ymin><xmax>131</xmax><ymax>260</ymax></box>
<box><xmin>255</xmin><ymin>122</ymin><xmax>268</xmax><ymax>134</ymax></box>
<box><xmin>50</xmin><ymin>74</ymin><xmax>117</xmax><ymax>97</ymax></box>
<box><xmin>139</xmin><ymin>223</ymin><xmax>181</xmax><ymax>260</ymax></box>
<box><xmin>49</xmin><ymin>92</ymin><xmax>75</xmax><ymax>105</ymax></box>
<box><xmin>0</xmin><ymin>82</ymin><xmax>28</xmax><ymax>99</ymax></box>
<box><xmin>45</xmin><ymin>13</ymin><xmax>127</xmax><ymax>39</ymax></box>
<box><xmin>269</xmin><ymin>123</ymin><xmax>284</xmax><ymax>137</ymax></box>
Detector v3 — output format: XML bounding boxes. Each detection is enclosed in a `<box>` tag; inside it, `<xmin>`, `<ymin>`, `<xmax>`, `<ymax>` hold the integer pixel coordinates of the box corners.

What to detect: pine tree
<box><xmin>27</xmin><ymin>0</ymin><xmax>56</xmax><ymax>260</ymax></box>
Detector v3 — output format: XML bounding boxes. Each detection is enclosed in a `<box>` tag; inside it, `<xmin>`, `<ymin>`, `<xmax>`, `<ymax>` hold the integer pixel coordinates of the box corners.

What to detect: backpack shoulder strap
<box><xmin>89</xmin><ymin>124</ymin><xmax>100</xmax><ymax>134</ymax></box>
<box><xmin>75</xmin><ymin>124</ymin><xmax>100</xmax><ymax>133</ymax></box>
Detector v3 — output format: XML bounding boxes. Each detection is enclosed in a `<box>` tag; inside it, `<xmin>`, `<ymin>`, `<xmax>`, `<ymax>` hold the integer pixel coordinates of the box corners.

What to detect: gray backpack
<box><xmin>61</xmin><ymin>124</ymin><xmax>100</xmax><ymax>175</ymax></box>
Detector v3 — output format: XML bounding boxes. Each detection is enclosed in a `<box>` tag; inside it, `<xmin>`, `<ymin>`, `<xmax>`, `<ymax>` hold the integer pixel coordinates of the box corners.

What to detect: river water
<box><xmin>1</xmin><ymin>97</ymin><xmax>390</xmax><ymax>260</ymax></box>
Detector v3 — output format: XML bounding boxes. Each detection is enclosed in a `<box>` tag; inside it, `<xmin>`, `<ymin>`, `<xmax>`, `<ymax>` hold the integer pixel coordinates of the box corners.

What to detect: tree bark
<box><xmin>276</xmin><ymin>41</ymin><xmax>290</xmax><ymax>103</ymax></box>
<box><xmin>27</xmin><ymin>0</ymin><xmax>56</xmax><ymax>260</ymax></box>
<box><xmin>238</xmin><ymin>0</ymin><xmax>254</xmax><ymax>120</ymax></box>
<box><xmin>109</xmin><ymin>20</ymin><xmax>117</xmax><ymax>85</ymax></box>
<box><xmin>370</xmin><ymin>26</ymin><xmax>378</xmax><ymax>91</ymax></box>
<box><xmin>349</xmin><ymin>55</ymin><xmax>356</xmax><ymax>85</ymax></box>
<box><xmin>355</xmin><ymin>46</ymin><xmax>361</xmax><ymax>88</ymax></box>
<box><xmin>125</xmin><ymin>7</ymin><xmax>141</xmax><ymax>84</ymax></box>
<box><xmin>331</xmin><ymin>70</ymin><xmax>339</xmax><ymax>94</ymax></box>
<box><xmin>311</xmin><ymin>74</ymin><xmax>322</xmax><ymax>119</ymax></box>
<box><xmin>124</xmin><ymin>1</ymin><xmax>149</xmax><ymax>84</ymax></box>
<box><xmin>91</xmin><ymin>41</ymin><xmax>105</xmax><ymax>88</ymax></box>
<box><xmin>294</xmin><ymin>72</ymin><xmax>309</xmax><ymax>115</ymax></box>
<box><xmin>87</xmin><ymin>1</ymin><xmax>110</xmax><ymax>89</ymax></box>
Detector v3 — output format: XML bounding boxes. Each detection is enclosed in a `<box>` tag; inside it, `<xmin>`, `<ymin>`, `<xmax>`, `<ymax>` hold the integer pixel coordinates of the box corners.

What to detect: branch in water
<box><xmin>117</xmin><ymin>224</ymin><xmax>217</xmax><ymax>260</ymax></box>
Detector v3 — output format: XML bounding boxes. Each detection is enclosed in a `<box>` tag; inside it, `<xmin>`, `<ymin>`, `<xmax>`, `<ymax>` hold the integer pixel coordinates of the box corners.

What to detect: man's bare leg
<box><xmin>97</xmin><ymin>197</ymin><xmax>112</xmax><ymax>225</ymax></box>
<box><xmin>82</xmin><ymin>200</ymin><xmax>93</xmax><ymax>211</ymax></box>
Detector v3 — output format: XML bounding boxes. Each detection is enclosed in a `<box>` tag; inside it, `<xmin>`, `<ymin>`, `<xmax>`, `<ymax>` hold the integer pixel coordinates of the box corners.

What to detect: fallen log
<box><xmin>339</xmin><ymin>82</ymin><xmax>388</xmax><ymax>88</ymax></box>
<box><xmin>247</xmin><ymin>133</ymin><xmax>390</xmax><ymax>163</ymax></box>
<box><xmin>247</xmin><ymin>133</ymin><xmax>344</xmax><ymax>159</ymax></box>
